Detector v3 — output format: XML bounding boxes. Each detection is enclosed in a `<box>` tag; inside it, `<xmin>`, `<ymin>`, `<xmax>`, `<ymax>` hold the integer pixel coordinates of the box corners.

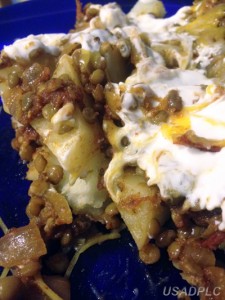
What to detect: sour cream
<box><xmin>3</xmin><ymin>0</ymin><xmax>225</xmax><ymax>229</ymax></box>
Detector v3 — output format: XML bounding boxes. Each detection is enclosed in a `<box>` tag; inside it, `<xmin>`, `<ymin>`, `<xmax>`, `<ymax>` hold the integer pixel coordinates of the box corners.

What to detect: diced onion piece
<box><xmin>0</xmin><ymin>221</ymin><xmax>47</xmax><ymax>268</ymax></box>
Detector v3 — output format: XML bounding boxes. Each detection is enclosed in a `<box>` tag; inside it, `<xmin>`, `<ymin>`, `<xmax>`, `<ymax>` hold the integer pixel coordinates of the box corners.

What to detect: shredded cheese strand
<box><xmin>34</xmin><ymin>275</ymin><xmax>63</xmax><ymax>300</ymax></box>
<box><xmin>0</xmin><ymin>268</ymin><xmax>9</xmax><ymax>278</ymax></box>
<box><xmin>65</xmin><ymin>231</ymin><xmax>121</xmax><ymax>278</ymax></box>
<box><xmin>0</xmin><ymin>217</ymin><xmax>8</xmax><ymax>234</ymax></box>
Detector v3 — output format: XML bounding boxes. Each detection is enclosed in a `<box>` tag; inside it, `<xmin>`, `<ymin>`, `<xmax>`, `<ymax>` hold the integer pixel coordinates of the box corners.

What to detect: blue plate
<box><xmin>0</xmin><ymin>1</ymin><xmax>195</xmax><ymax>299</ymax></box>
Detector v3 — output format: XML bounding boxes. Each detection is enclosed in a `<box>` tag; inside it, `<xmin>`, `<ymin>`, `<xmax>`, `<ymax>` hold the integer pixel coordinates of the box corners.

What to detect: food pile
<box><xmin>1</xmin><ymin>0</ymin><xmax>225</xmax><ymax>299</ymax></box>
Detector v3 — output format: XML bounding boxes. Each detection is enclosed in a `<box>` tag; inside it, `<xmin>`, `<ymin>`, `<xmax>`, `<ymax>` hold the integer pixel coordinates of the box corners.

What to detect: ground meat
<box><xmin>40</xmin><ymin>80</ymin><xmax>83</xmax><ymax>111</ymax></box>
<box><xmin>0</xmin><ymin>52</ymin><xmax>13</xmax><ymax>69</ymax></box>
<box><xmin>168</xmin><ymin>237</ymin><xmax>216</xmax><ymax>288</ymax></box>
<box><xmin>71</xmin><ymin>215</ymin><xmax>92</xmax><ymax>237</ymax></box>
<box><xmin>4</xmin><ymin>62</ymin><xmax>83</xmax><ymax>126</ymax></box>
<box><xmin>11</xmin><ymin>125</ymin><xmax>40</xmax><ymax>156</ymax></box>
<box><xmin>13</xmin><ymin>79</ymin><xmax>83</xmax><ymax>126</ymax></box>
<box><xmin>22</xmin><ymin>126</ymin><xmax>39</xmax><ymax>142</ymax></box>
<box><xmin>171</xmin><ymin>207</ymin><xmax>191</xmax><ymax>228</ymax></box>
<box><xmin>190</xmin><ymin>209</ymin><xmax>221</xmax><ymax>227</ymax></box>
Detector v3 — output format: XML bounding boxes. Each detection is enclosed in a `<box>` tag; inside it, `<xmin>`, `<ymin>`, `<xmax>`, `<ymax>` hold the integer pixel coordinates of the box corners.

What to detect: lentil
<box><xmin>61</xmin><ymin>229</ymin><xmax>73</xmax><ymax>247</ymax></box>
<box><xmin>84</xmin><ymin>82</ymin><xmax>95</xmax><ymax>94</ymax></box>
<box><xmin>86</xmin><ymin>7</ymin><xmax>99</xmax><ymax>18</ymax></box>
<box><xmin>100</xmin><ymin>42</ymin><xmax>111</xmax><ymax>56</ymax></box>
<box><xmin>91</xmin><ymin>52</ymin><xmax>106</xmax><ymax>70</ymax></box>
<box><xmin>26</xmin><ymin>196</ymin><xmax>44</xmax><ymax>217</ymax></box>
<box><xmin>90</xmin><ymin>69</ymin><xmax>105</xmax><ymax>85</ymax></box>
<box><xmin>29</xmin><ymin>179</ymin><xmax>49</xmax><ymax>196</ymax></box>
<box><xmin>81</xmin><ymin>72</ymin><xmax>89</xmax><ymax>85</ymax></box>
<box><xmin>139</xmin><ymin>243</ymin><xmax>160</xmax><ymax>264</ymax></box>
<box><xmin>121</xmin><ymin>136</ymin><xmax>130</xmax><ymax>147</ymax></box>
<box><xmin>82</xmin><ymin>107</ymin><xmax>96</xmax><ymax>123</ymax></box>
<box><xmin>8</xmin><ymin>71</ymin><xmax>20</xmax><ymax>88</ymax></box>
<box><xmin>151</xmin><ymin>110</ymin><xmax>169</xmax><ymax>124</ymax></box>
<box><xmin>21</xmin><ymin>63</ymin><xmax>43</xmax><ymax>86</ymax></box>
<box><xmin>148</xmin><ymin>218</ymin><xmax>161</xmax><ymax>238</ymax></box>
<box><xmin>34</xmin><ymin>154</ymin><xmax>47</xmax><ymax>173</ymax></box>
<box><xmin>168</xmin><ymin>241</ymin><xmax>182</xmax><ymax>259</ymax></box>
<box><xmin>156</xmin><ymin>229</ymin><xmax>177</xmax><ymax>248</ymax></box>
<box><xmin>92</xmin><ymin>84</ymin><xmax>104</xmax><ymax>102</ymax></box>
<box><xmin>46</xmin><ymin>165</ymin><xmax>64</xmax><ymax>185</ymax></box>
<box><xmin>21</xmin><ymin>92</ymin><xmax>33</xmax><ymax>112</ymax></box>
<box><xmin>19</xmin><ymin>142</ymin><xmax>33</xmax><ymax>161</ymax></box>
<box><xmin>46</xmin><ymin>253</ymin><xmax>69</xmax><ymax>274</ymax></box>
<box><xmin>42</xmin><ymin>103</ymin><xmax>57</xmax><ymax>120</ymax></box>
<box><xmin>166</xmin><ymin>89</ymin><xmax>183</xmax><ymax>112</ymax></box>
<box><xmin>105</xmin><ymin>146</ymin><xmax>113</xmax><ymax>158</ymax></box>
<box><xmin>190</xmin><ymin>246</ymin><xmax>215</xmax><ymax>267</ymax></box>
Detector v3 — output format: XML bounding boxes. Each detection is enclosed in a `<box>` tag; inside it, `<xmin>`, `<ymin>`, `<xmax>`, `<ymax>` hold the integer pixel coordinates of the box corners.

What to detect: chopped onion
<box><xmin>0</xmin><ymin>221</ymin><xmax>47</xmax><ymax>268</ymax></box>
